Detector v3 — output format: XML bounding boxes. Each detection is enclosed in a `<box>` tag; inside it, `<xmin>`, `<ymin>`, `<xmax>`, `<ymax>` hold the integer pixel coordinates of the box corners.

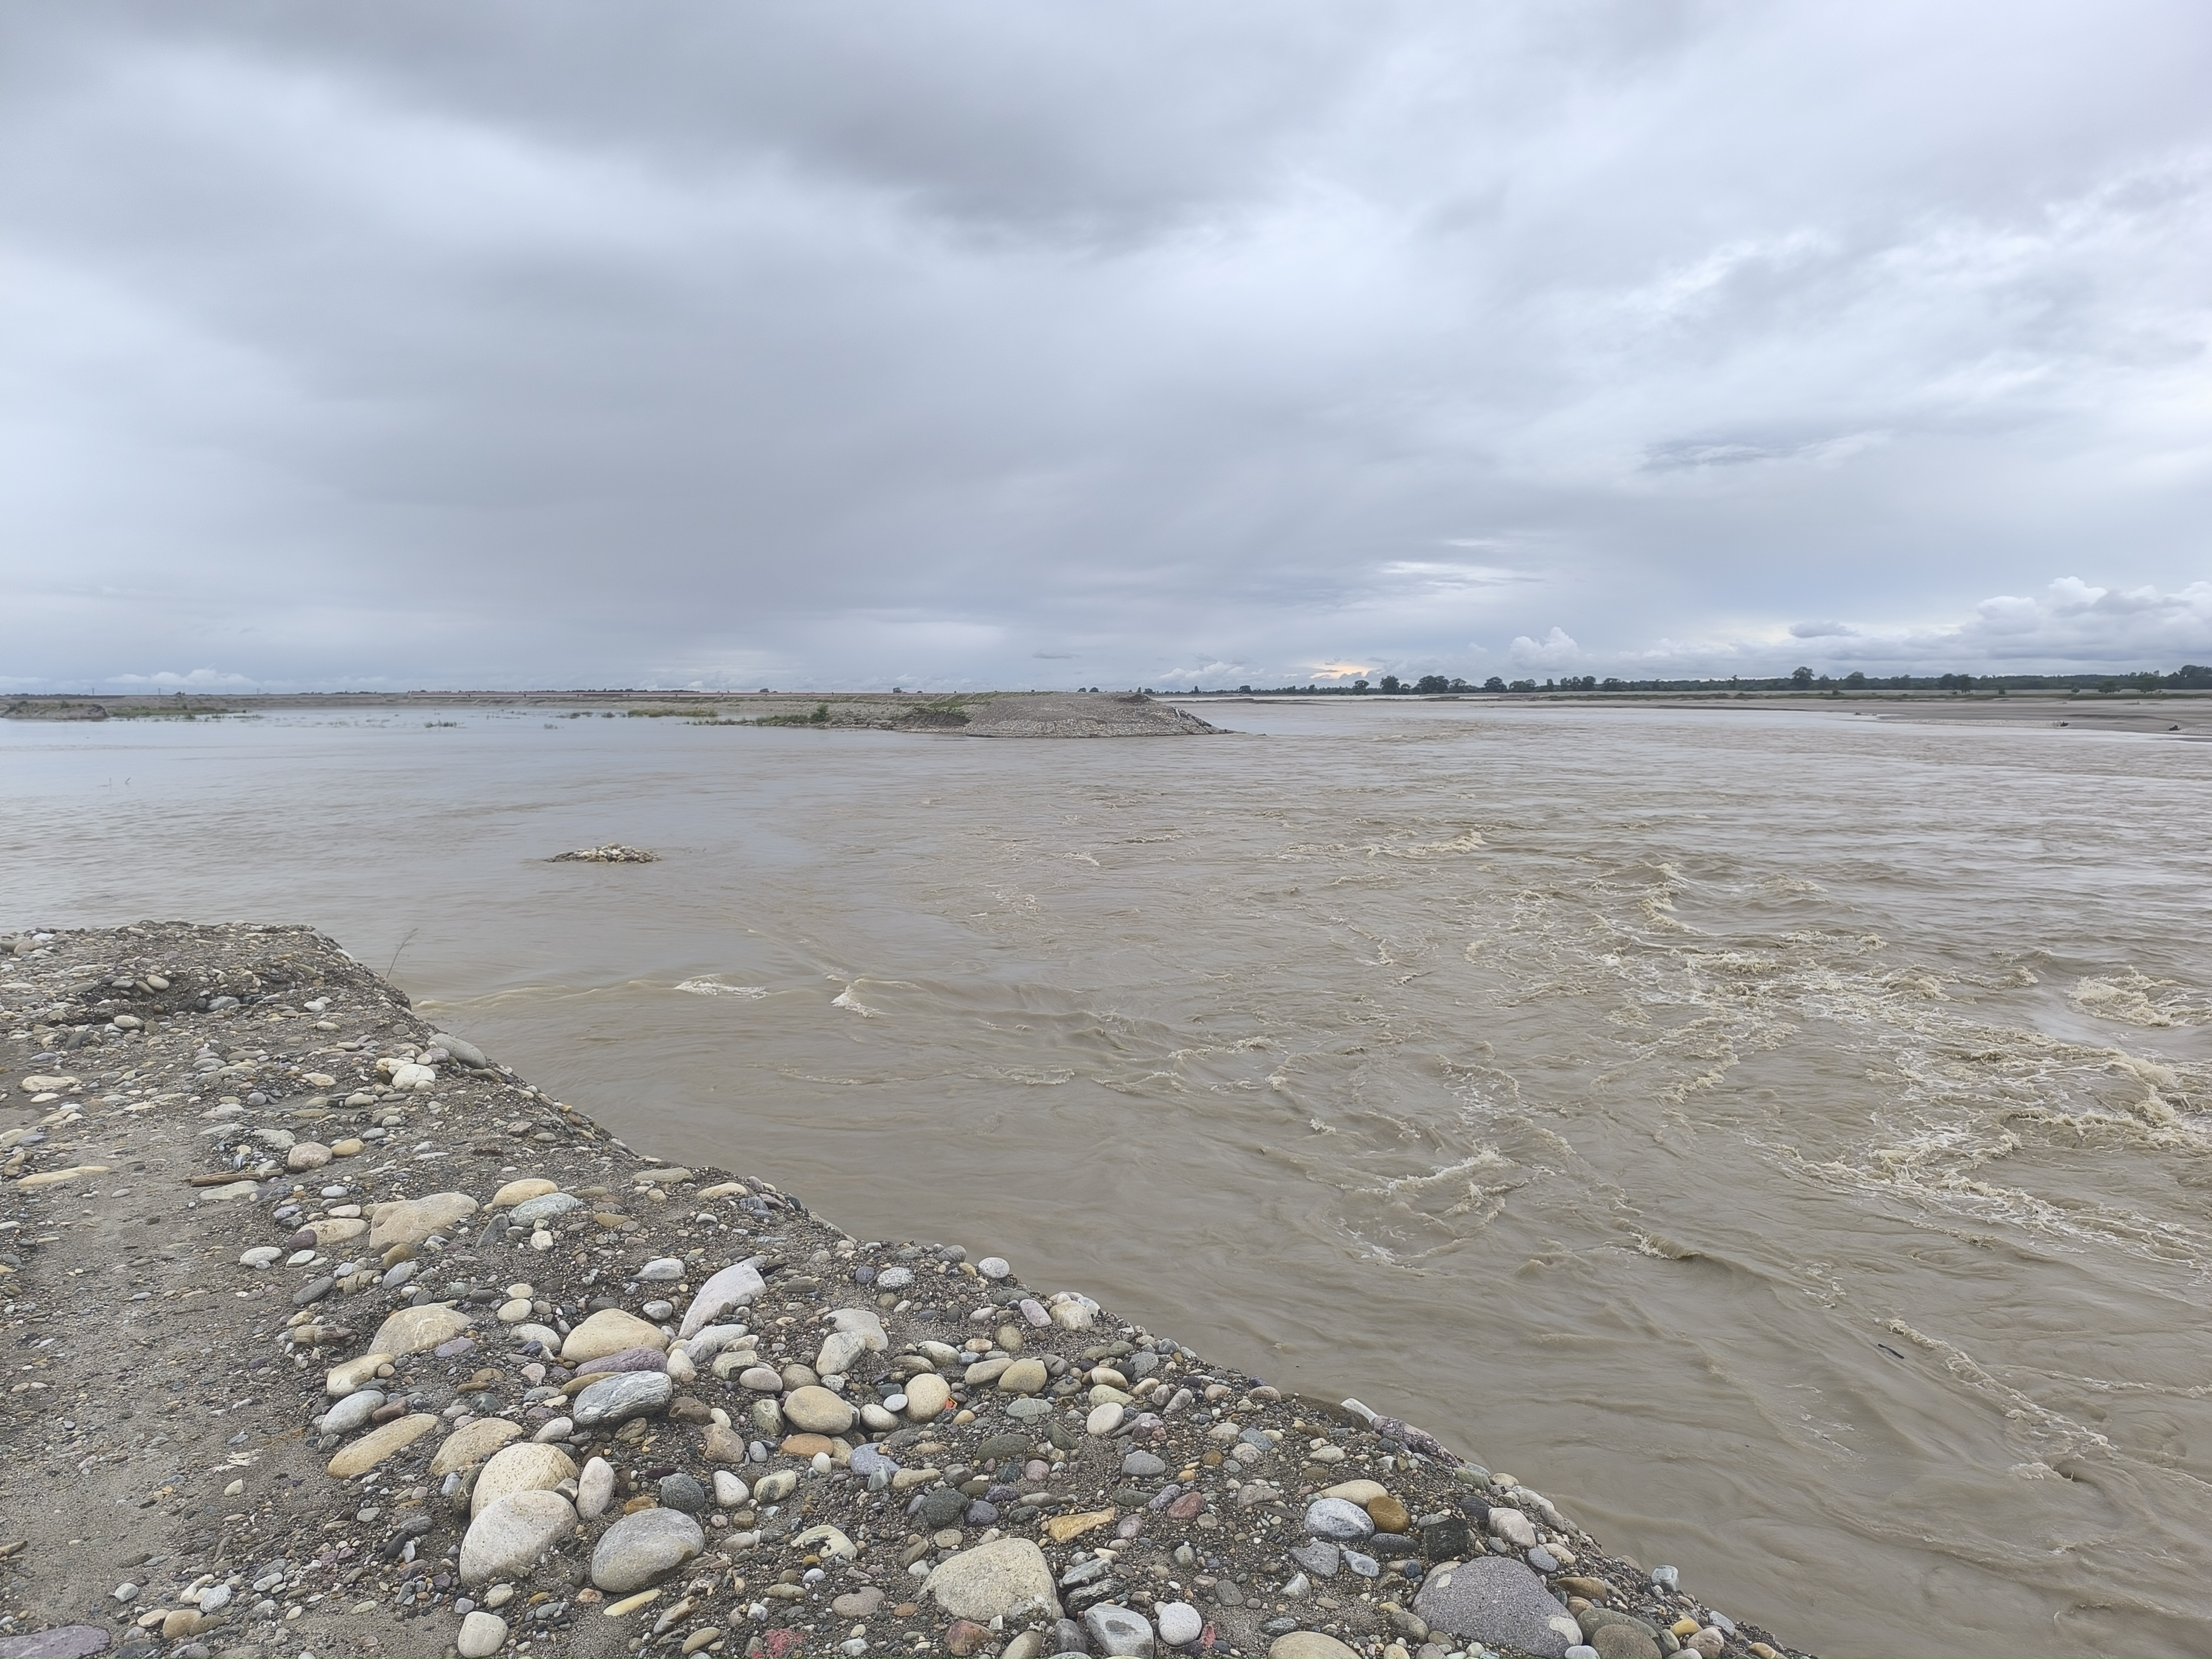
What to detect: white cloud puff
<box><xmin>1507</xmin><ymin>628</ymin><xmax>1581</xmax><ymax>668</ymax></box>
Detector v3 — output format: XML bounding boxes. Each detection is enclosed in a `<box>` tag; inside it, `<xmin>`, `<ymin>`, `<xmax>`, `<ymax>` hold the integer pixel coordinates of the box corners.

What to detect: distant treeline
<box><xmin>1159</xmin><ymin>665</ymin><xmax>2212</xmax><ymax>696</ymax></box>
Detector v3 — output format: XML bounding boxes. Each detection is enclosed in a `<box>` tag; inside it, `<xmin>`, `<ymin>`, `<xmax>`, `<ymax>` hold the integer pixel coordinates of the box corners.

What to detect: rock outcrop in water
<box><xmin>0</xmin><ymin>922</ymin><xmax>1800</xmax><ymax>1659</ymax></box>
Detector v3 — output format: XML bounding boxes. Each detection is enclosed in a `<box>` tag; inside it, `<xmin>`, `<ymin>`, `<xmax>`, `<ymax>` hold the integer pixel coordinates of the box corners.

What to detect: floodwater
<box><xmin>5</xmin><ymin>699</ymin><xmax>2210</xmax><ymax>1658</ymax></box>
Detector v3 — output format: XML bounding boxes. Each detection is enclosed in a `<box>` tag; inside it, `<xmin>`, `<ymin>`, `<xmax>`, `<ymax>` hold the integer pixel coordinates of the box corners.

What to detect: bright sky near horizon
<box><xmin>4</xmin><ymin>2</ymin><xmax>2210</xmax><ymax>692</ymax></box>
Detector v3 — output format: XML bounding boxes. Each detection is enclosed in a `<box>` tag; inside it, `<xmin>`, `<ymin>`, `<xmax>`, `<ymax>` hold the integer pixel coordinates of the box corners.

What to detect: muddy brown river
<box><xmin>7</xmin><ymin>699</ymin><xmax>2209</xmax><ymax>1657</ymax></box>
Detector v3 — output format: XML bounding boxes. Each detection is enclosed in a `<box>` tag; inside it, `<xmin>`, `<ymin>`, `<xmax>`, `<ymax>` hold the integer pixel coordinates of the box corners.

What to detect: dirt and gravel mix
<box><xmin>0</xmin><ymin>922</ymin><xmax>1802</xmax><ymax>1659</ymax></box>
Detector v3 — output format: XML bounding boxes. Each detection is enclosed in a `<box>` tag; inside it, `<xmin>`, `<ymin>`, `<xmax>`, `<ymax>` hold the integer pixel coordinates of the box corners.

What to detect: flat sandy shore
<box><xmin>0</xmin><ymin>924</ymin><xmax>1799</xmax><ymax>1659</ymax></box>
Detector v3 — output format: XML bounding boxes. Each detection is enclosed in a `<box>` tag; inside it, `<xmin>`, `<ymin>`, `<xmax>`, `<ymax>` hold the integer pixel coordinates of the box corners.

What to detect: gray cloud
<box><xmin>3</xmin><ymin>0</ymin><xmax>2209</xmax><ymax>691</ymax></box>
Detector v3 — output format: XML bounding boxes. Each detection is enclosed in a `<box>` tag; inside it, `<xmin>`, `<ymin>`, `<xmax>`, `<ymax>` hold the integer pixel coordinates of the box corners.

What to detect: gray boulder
<box><xmin>1412</xmin><ymin>1557</ymin><xmax>1581</xmax><ymax>1659</ymax></box>
<box><xmin>589</xmin><ymin>1507</ymin><xmax>705</xmax><ymax>1593</ymax></box>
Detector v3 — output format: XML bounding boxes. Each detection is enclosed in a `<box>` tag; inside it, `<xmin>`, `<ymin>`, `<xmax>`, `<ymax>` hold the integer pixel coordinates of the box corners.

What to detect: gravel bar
<box><xmin>0</xmin><ymin>923</ymin><xmax>1808</xmax><ymax>1659</ymax></box>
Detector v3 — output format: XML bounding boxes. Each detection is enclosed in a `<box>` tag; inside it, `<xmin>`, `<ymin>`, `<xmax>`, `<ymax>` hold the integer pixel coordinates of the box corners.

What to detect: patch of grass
<box><xmin>895</xmin><ymin>696</ymin><xmax>972</xmax><ymax>727</ymax></box>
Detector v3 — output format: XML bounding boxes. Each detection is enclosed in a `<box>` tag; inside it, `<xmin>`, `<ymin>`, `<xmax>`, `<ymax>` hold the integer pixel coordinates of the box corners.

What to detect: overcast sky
<box><xmin>4</xmin><ymin>1</ymin><xmax>2209</xmax><ymax>692</ymax></box>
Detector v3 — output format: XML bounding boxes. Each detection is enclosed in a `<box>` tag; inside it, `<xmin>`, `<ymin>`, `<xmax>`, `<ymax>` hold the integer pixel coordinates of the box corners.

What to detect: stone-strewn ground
<box><xmin>0</xmin><ymin>923</ymin><xmax>1802</xmax><ymax>1659</ymax></box>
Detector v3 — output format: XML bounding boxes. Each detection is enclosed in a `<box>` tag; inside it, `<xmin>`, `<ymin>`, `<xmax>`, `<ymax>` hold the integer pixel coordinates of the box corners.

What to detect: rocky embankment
<box><xmin>956</xmin><ymin>695</ymin><xmax>1219</xmax><ymax>738</ymax></box>
<box><xmin>0</xmin><ymin>924</ymin><xmax>1799</xmax><ymax>1659</ymax></box>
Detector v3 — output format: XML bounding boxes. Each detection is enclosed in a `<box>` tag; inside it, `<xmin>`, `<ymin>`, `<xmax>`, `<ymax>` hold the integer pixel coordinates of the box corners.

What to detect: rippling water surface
<box><xmin>7</xmin><ymin>701</ymin><xmax>2210</xmax><ymax>1657</ymax></box>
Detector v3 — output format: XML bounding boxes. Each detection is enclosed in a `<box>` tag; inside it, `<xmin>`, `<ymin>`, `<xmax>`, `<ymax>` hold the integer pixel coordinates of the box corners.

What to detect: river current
<box><xmin>5</xmin><ymin>699</ymin><xmax>2208</xmax><ymax>1657</ymax></box>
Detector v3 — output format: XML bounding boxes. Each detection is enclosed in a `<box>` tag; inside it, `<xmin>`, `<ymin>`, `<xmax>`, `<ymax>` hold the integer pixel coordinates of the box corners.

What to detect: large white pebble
<box><xmin>577</xmin><ymin>1455</ymin><xmax>615</xmax><ymax>1520</ymax></box>
<box><xmin>457</xmin><ymin>1609</ymin><xmax>509</xmax><ymax>1657</ymax></box>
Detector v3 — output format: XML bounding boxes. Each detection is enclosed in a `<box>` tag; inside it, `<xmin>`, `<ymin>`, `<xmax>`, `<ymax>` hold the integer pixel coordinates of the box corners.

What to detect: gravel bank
<box><xmin>955</xmin><ymin>695</ymin><xmax>1220</xmax><ymax>738</ymax></box>
<box><xmin>0</xmin><ymin>924</ymin><xmax>1802</xmax><ymax>1659</ymax></box>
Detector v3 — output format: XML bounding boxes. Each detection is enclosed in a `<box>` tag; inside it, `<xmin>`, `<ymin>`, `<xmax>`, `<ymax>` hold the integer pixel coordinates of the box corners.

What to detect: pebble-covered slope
<box><xmin>0</xmin><ymin>923</ymin><xmax>1804</xmax><ymax>1659</ymax></box>
<box><xmin>956</xmin><ymin>695</ymin><xmax>1221</xmax><ymax>738</ymax></box>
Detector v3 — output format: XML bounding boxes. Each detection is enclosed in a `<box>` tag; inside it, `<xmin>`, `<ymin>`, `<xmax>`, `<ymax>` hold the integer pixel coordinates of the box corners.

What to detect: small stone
<box><xmin>903</xmin><ymin>1372</ymin><xmax>951</xmax><ymax>1420</ymax></box>
<box><xmin>997</xmin><ymin>1356</ymin><xmax>1049</xmax><ymax>1394</ymax></box>
<box><xmin>1321</xmin><ymin>1479</ymin><xmax>1388</xmax><ymax>1504</ymax></box>
<box><xmin>321</xmin><ymin>1388</ymin><xmax>385</xmax><ymax>1436</ymax></box>
<box><xmin>977</xmin><ymin>1256</ymin><xmax>1011</xmax><ymax>1279</ymax></box>
<box><xmin>460</xmin><ymin>1490</ymin><xmax>576</xmax><ymax>1584</ymax></box>
<box><xmin>678</xmin><ymin>1258</ymin><xmax>767</xmax><ymax>1338</ymax></box>
<box><xmin>911</xmin><ymin>1486</ymin><xmax>962</xmax><ymax>1529</ymax></box>
<box><xmin>941</xmin><ymin>1619</ymin><xmax>992</xmax><ymax>1657</ymax></box>
<box><xmin>1266</xmin><ymin>1635</ymin><xmax>1358</xmax><ymax>1659</ymax></box>
<box><xmin>1083</xmin><ymin>1603</ymin><xmax>1155</xmax><ymax>1657</ymax></box>
<box><xmin>1157</xmin><ymin>1600</ymin><xmax>1203</xmax><ymax>1648</ymax></box>
<box><xmin>1304</xmin><ymin>1497</ymin><xmax>1375</xmax><ymax>1541</ymax></box>
<box><xmin>1368</xmin><ymin>1495</ymin><xmax>1411</xmax><ymax>1533</ymax></box>
<box><xmin>432</xmin><ymin>1417</ymin><xmax>525</xmax><ymax>1475</ymax></box>
<box><xmin>326</xmin><ymin>1412</ymin><xmax>439</xmax><ymax>1477</ymax></box>
<box><xmin>577</xmin><ymin>1456</ymin><xmax>616</xmax><ymax>1519</ymax></box>
<box><xmin>1045</xmin><ymin>1509</ymin><xmax>1116</xmax><ymax>1544</ymax></box>
<box><xmin>1289</xmin><ymin>1541</ymin><xmax>1340</xmax><ymax>1578</ymax></box>
<box><xmin>1086</xmin><ymin>1402</ymin><xmax>1124</xmax><ymax>1436</ymax></box>
<box><xmin>573</xmin><ymin>1369</ymin><xmax>673</xmax><ymax>1427</ymax></box>
<box><xmin>287</xmin><ymin>1141</ymin><xmax>332</xmax><ymax>1172</ymax></box>
<box><xmin>472</xmin><ymin>1443</ymin><xmax>578</xmax><ymax>1514</ymax></box>
<box><xmin>574</xmin><ymin>1345</ymin><xmax>670</xmax><ymax>1378</ymax></box>
<box><xmin>924</xmin><ymin>1537</ymin><xmax>1062</xmax><ymax>1622</ymax></box>
<box><xmin>1489</xmin><ymin>1507</ymin><xmax>1538</xmax><ymax>1549</ymax></box>
<box><xmin>816</xmin><ymin>1329</ymin><xmax>869</xmax><ymax>1376</ymax></box>
<box><xmin>561</xmin><ymin>1307</ymin><xmax>668</xmax><ymax>1362</ymax></box>
<box><xmin>367</xmin><ymin>1191</ymin><xmax>479</xmax><ymax>1250</ymax></box>
<box><xmin>590</xmin><ymin>1507</ymin><xmax>707</xmax><ymax>1593</ymax></box>
<box><xmin>639</xmin><ymin>1257</ymin><xmax>685</xmax><ymax>1281</ymax></box>
<box><xmin>782</xmin><ymin>1384</ymin><xmax>855</xmax><ymax>1434</ymax></box>
<box><xmin>712</xmin><ymin>1470</ymin><xmax>749</xmax><ymax>1507</ymax></box>
<box><xmin>659</xmin><ymin>1471</ymin><xmax>708</xmax><ymax>1513</ymax></box>
<box><xmin>1590</xmin><ymin>1627</ymin><xmax>1662</xmax><ymax>1659</ymax></box>
<box><xmin>509</xmin><ymin>1191</ymin><xmax>582</xmax><ymax>1226</ymax></box>
<box><xmin>368</xmin><ymin>1302</ymin><xmax>473</xmax><ymax>1358</ymax></box>
<box><xmin>457</xmin><ymin>1609</ymin><xmax>509</xmax><ymax>1657</ymax></box>
<box><xmin>238</xmin><ymin>1246</ymin><xmax>281</xmax><ymax>1269</ymax></box>
<box><xmin>325</xmin><ymin>1352</ymin><xmax>394</xmax><ymax>1397</ymax></box>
